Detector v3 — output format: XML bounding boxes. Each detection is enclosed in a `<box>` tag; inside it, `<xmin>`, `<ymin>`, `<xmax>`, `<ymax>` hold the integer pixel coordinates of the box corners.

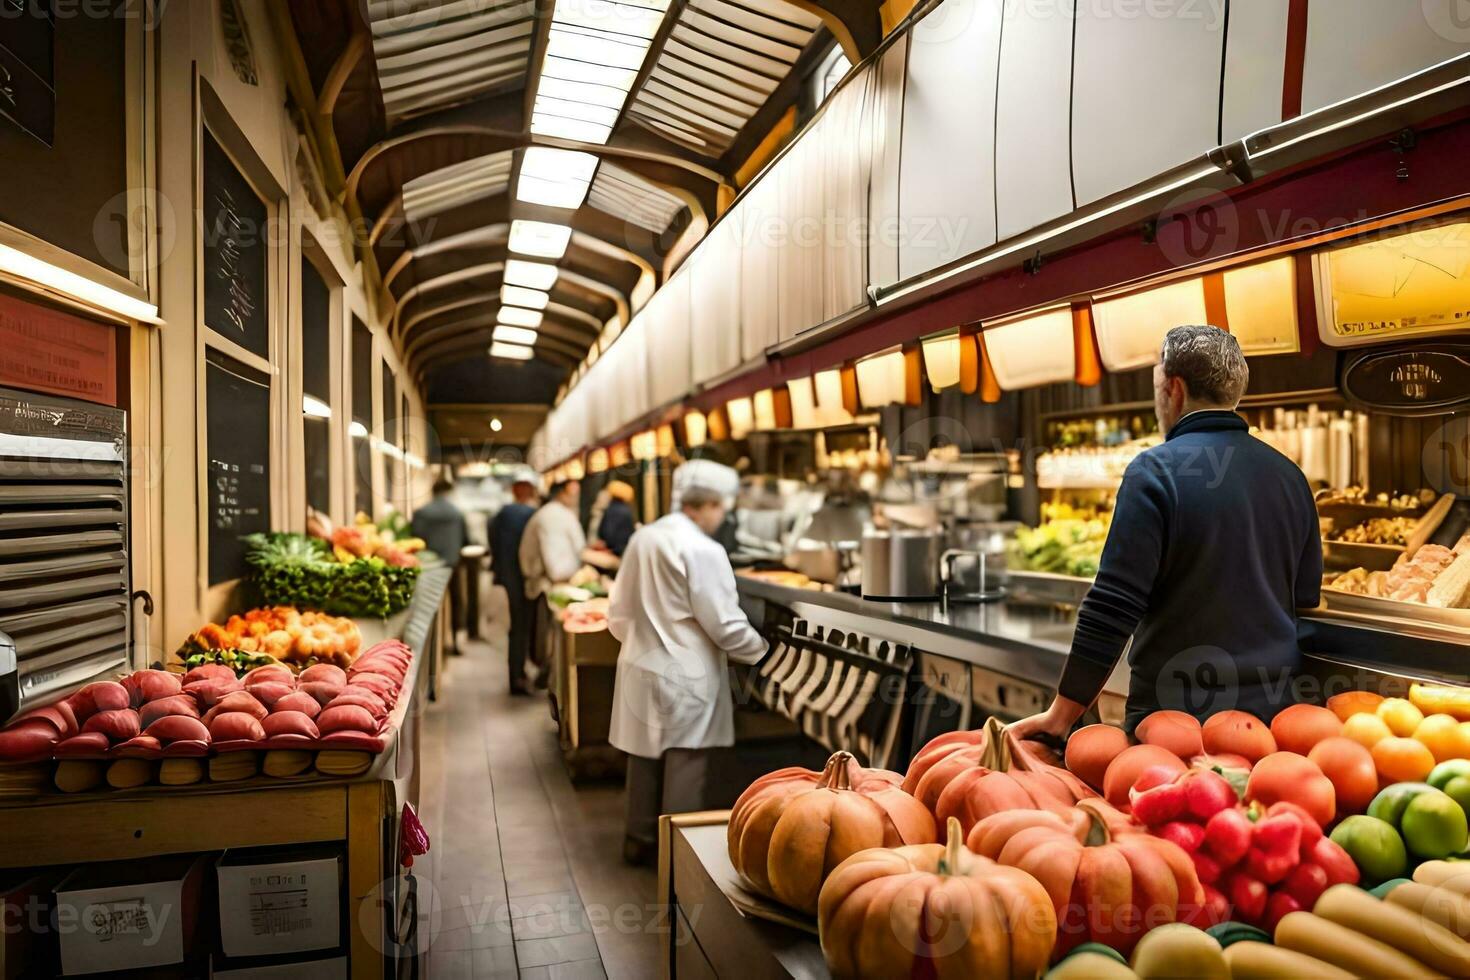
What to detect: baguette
<box><xmin>1314</xmin><ymin>883</ymin><xmax>1470</xmax><ymax>976</ymax></box>
<box><xmin>1222</xmin><ymin>941</ymin><xmax>1353</xmax><ymax>979</ymax></box>
<box><xmin>1386</xmin><ymin>880</ymin><xmax>1470</xmax><ymax>940</ymax></box>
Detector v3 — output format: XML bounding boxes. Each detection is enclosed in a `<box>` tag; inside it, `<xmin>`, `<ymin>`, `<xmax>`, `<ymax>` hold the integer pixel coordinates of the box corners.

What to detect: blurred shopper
<box><xmin>520</xmin><ymin>480</ymin><xmax>587</xmax><ymax>687</ymax></box>
<box><xmin>608</xmin><ymin>461</ymin><xmax>768</xmax><ymax>865</ymax></box>
<box><xmin>413</xmin><ymin>476</ymin><xmax>470</xmax><ymax>654</ymax></box>
<box><xmin>1011</xmin><ymin>325</ymin><xmax>1322</xmax><ymax>738</ymax></box>
<box><xmin>597</xmin><ymin>480</ymin><xmax>637</xmax><ymax>558</ymax></box>
<box><xmin>490</xmin><ymin>474</ymin><xmax>539</xmax><ymax>695</ymax></box>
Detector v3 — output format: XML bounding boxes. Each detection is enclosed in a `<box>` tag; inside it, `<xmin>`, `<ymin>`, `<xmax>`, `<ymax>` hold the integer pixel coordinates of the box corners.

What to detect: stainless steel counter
<box><xmin>736</xmin><ymin>576</ymin><xmax>1470</xmax><ymax>699</ymax></box>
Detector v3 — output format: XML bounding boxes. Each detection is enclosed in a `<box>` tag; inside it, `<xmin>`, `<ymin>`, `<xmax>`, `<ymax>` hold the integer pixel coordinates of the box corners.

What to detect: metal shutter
<box><xmin>0</xmin><ymin>388</ymin><xmax>130</xmax><ymax>717</ymax></box>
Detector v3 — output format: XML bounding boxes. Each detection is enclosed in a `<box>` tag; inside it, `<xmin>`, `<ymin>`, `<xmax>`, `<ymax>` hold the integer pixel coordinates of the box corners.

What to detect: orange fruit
<box><xmin>1328</xmin><ymin>690</ymin><xmax>1386</xmax><ymax>721</ymax></box>
<box><xmin>1343</xmin><ymin>712</ymin><xmax>1393</xmax><ymax>750</ymax></box>
<box><xmin>1372</xmin><ymin>736</ymin><xmax>1436</xmax><ymax>783</ymax></box>
<box><xmin>1416</xmin><ymin>714</ymin><xmax>1470</xmax><ymax>762</ymax></box>
<box><xmin>1377</xmin><ymin>697</ymin><xmax>1426</xmax><ymax>737</ymax></box>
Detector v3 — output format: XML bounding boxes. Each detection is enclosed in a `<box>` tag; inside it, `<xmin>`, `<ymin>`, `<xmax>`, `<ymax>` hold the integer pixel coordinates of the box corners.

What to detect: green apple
<box><xmin>1429</xmin><ymin>761</ymin><xmax>1470</xmax><ymax>820</ymax></box>
<box><xmin>1402</xmin><ymin>791</ymin><xmax>1470</xmax><ymax>859</ymax></box>
<box><xmin>1330</xmin><ymin>815</ymin><xmax>1409</xmax><ymax>884</ymax></box>
<box><xmin>1368</xmin><ymin>782</ymin><xmax>1439</xmax><ymax>826</ymax></box>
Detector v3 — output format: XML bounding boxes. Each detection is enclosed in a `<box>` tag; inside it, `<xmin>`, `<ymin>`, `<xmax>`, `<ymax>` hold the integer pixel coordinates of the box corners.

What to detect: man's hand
<box><xmin>1008</xmin><ymin>695</ymin><xmax>1088</xmax><ymax>744</ymax></box>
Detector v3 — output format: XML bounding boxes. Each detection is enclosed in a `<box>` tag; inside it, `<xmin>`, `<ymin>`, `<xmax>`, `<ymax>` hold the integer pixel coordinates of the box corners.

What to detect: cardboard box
<box><xmin>53</xmin><ymin>855</ymin><xmax>207</xmax><ymax>976</ymax></box>
<box><xmin>0</xmin><ymin>869</ymin><xmax>60</xmax><ymax>979</ymax></box>
<box><xmin>216</xmin><ymin>850</ymin><xmax>342</xmax><ymax>959</ymax></box>
<box><xmin>211</xmin><ymin>953</ymin><xmax>348</xmax><ymax>979</ymax></box>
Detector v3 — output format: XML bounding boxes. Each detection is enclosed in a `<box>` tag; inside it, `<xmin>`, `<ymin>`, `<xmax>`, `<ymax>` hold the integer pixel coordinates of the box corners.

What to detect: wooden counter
<box><xmin>545</xmin><ymin>603</ymin><xmax>625</xmax><ymax>782</ymax></box>
<box><xmin>657</xmin><ymin>812</ymin><xmax>828</xmax><ymax>980</ymax></box>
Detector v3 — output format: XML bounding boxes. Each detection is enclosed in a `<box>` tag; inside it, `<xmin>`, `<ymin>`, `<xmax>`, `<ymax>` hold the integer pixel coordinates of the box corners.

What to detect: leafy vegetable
<box><xmin>242</xmin><ymin>532</ymin><xmax>420</xmax><ymax>617</ymax></box>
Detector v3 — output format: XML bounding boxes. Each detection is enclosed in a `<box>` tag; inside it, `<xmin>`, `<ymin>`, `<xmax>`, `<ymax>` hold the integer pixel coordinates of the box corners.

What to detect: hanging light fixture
<box><xmin>921</xmin><ymin>333</ymin><xmax>962</xmax><ymax>391</ymax></box>
<box><xmin>497</xmin><ymin>306</ymin><xmax>545</xmax><ymax>329</ymax></box>
<box><xmin>515</xmin><ymin>147</ymin><xmax>599</xmax><ymax>209</ymax></box>
<box><xmin>531</xmin><ymin>0</ymin><xmax>669</xmax><ymax>144</ymax></box>
<box><xmin>490</xmin><ymin>341</ymin><xmax>535</xmax><ymax>361</ymax></box>
<box><xmin>500</xmin><ymin>284</ymin><xmax>550</xmax><ymax>310</ymax></box>
<box><xmin>504</xmin><ymin>258</ymin><xmax>560</xmax><ymax>291</ymax></box>
<box><xmin>493</xmin><ymin>324</ymin><xmax>539</xmax><ymax>346</ymax></box>
<box><xmin>508</xmin><ymin>219</ymin><xmax>572</xmax><ymax>259</ymax></box>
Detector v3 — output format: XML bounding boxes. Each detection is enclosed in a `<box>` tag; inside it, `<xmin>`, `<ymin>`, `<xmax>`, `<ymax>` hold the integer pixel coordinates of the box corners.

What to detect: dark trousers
<box><xmin>506</xmin><ymin>585</ymin><xmax>533</xmax><ymax>686</ymax></box>
<box><xmin>624</xmin><ymin>749</ymin><xmax>712</xmax><ymax>846</ymax></box>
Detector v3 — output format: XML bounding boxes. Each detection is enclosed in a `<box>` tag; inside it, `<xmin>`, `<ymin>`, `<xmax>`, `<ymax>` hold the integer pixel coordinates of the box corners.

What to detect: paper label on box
<box><xmin>249</xmin><ymin>871</ymin><xmax>315</xmax><ymax>937</ymax></box>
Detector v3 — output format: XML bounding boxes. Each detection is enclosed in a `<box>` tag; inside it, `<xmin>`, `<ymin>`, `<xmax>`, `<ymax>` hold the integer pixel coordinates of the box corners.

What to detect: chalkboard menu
<box><xmin>203</xmin><ymin>128</ymin><xmax>269</xmax><ymax>358</ymax></box>
<box><xmin>206</xmin><ymin>349</ymin><xmax>272</xmax><ymax>584</ymax></box>
<box><xmin>301</xmin><ymin>257</ymin><xmax>330</xmax><ymax>400</ymax></box>
<box><xmin>0</xmin><ymin>4</ymin><xmax>55</xmax><ymax>144</ymax></box>
<box><xmin>0</xmin><ymin>7</ymin><xmax>127</xmax><ymax>275</ymax></box>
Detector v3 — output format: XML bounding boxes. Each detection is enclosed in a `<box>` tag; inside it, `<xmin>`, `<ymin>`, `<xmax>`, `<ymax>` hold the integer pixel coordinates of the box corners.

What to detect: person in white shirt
<box><xmin>608</xmin><ymin>461</ymin><xmax>768</xmax><ymax>865</ymax></box>
<box><xmin>518</xmin><ymin>480</ymin><xmax>587</xmax><ymax>600</ymax></box>
<box><xmin>518</xmin><ymin>480</ymin><xmax>587</xmax><ymax>687</ymax></box>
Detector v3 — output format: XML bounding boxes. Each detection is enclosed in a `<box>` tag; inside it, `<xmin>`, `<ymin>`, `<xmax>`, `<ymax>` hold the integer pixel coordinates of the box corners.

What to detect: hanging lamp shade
<box><xmin>1073</xmin><ymin>303</ymin><xmax>1103</xmax><ymax>387</ymax></box>
<box><xmin>753</xmin><ymin>389</ymin><xmax>777</xmax><ymax>431</ymax></box>
<box><xmin>921</xmin><ymin>333</ymin><xmax>962</xmax><ymax>391</ymax></box>
<box><xmin>587</xmin><ymin>448</ymin><xmax>609</xmax><ymax>474</ymax></box>
<box><xmin>727</xmin><ymin>397</ymin><xmax>754</xmax><ymax>439</ymax></box>
<box><xmin>683</xmin><ymin>411</ymin><xmax>707</xmax><ymax>448</ymax></box>
<box><xmin>772</xmin><ymin>386</ymin><xmax>794</xmax><ymax>428</ymax></box>
<box><xmin>788</xmin><ymin>376</ymin><xmax>818</xmax><ymax>429</ymax></box>
<box><xmin>977</xmin><ymin>334</ymin><xmax>1002</xmax><ymax>404</ymax></box>
<box><xmin>903</xmin><ymin>347</ymin><xmax>924</xmax><ymax>406</ymax></box>
<box><xmin>959</xmin><ymin>331</ymin><xmax>981</xmax><ymax>394</ymax></box>
<box><xmin>656</xmin><ymin>424</ymin><xmax>675</xmax><ymax>457</ymax></box>
<box><xmin>839</xmin><ymin>364</ymin><xmax>859</xmax><ymax>414</ymax></box>
<box><xmin>706</xmin><ymin>405</ymin><xmax>730</xmax><ymax>442</ymax></box>
<box><xmin>610</xmin><ymin>441</ymin><xmax>631</xmax><ymax>467</ymax></box>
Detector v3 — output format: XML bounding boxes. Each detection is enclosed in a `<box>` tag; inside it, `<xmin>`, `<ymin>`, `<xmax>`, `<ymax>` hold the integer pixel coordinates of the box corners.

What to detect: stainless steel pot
<box><xmin>861</xmin><ymin>527</ymin><xmax>942</xmax><ymax>601</ymax></box>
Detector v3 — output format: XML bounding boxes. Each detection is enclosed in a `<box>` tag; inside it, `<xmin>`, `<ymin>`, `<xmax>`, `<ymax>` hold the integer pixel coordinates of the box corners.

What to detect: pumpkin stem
<box><xmin>819</xmin><ymin>751</ymin><xmax>855</xmax><ymax>792</ymax></box>
<box><xmin>980</xmin><ymin>716</ymin><xmax>1011</xmax><ymax>771</ymax></box>
<box><xmin>938</xmin><ymin>816</ymin><xmax>964</xmax><ymax>875</ymax></box>
<box><xmin>1076</xmin><ymin>798</ymin><xmax>1113</xmax><ymax>847</ymax></box>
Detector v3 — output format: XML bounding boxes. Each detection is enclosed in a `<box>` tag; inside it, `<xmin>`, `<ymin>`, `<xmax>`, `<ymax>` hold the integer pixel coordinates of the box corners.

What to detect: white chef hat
<box><xmin>671</xmin><ymin>460</ymin><xmax>740</xmax><ymax>511</ymax></box>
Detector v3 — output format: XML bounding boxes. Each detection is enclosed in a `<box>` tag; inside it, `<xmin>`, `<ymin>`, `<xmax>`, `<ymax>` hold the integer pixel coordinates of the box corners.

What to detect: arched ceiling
<box><xmin>279</xmin><ymin>0</ymin><xmax>882</xmax><ymax>409</ymax></box>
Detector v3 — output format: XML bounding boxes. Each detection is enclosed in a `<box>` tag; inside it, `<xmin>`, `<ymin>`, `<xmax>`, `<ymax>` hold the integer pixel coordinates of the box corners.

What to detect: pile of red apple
<box><xmin>1129</xmin><ymin>765</ymin><xmax>1359</xmax><ymax>930</ymax></box>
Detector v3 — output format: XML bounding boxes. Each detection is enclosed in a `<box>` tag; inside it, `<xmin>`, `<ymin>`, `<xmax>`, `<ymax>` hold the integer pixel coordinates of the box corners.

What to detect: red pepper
<box><xmin>1225</xmin><ymin>870</ymin><xmax>1268</xmax><ymax>924</ymax></box>
<box><xmin>1204</xmin><ymin>807</ymin><xmax>1254</xmax><ymax>866</ymax></box>
<box><xmin>1281</xmin><ymin>861</ymin><xmax>1330</xmax><ymax>909</ymax></box>
<box><xmin>1263</xmin><ymin>890</ymin><xmax>1303</xmax><ymax>933</ymax></box>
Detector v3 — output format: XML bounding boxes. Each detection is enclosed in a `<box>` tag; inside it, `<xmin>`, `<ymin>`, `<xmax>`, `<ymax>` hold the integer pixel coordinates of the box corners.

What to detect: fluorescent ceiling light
<box><xmin>498</xmin><ymin>305</ymin><xmax>545</xmax><ymax>328</ymax></box>
<box><xmin>508</xmin><ymin>219</ymin><xmax>571</xmax><ymax>259</ymax></box>
<box><xmin>302</xmin><ymin>395</ymin><xmax>333</xmax><ymax>419</ymax></box>
<box><xmin>0</xmin><ymin>243</ymin><xmax>158</xmax><ymax>321</ymax></box>
<box><xmin>545</xmin><ymin>27</ymin><xmax>647</xmax><ymax>71</ymax></box>
<box><xmin>537</xmin><ymin>76</ymin><xmax>628</xmax><ymax>110</ymax></box>
<box><xmin>493</xmin><ymin>324</ymin><xmax>540</xmax><ymax>345</ymax></box>
<box><xmin>530</xmin><ymin>116</ymin><xmax>614</xmax><ymax>144</ymax></box>
<box><xmin>501</xmin><ymin>284</ymin><xmax>550</xmax><ymax>310</ymax></box>
<box><xmin>491</xmin><ymin>341</ymin><xmax>535</xmax><ymax>361</ymax></box>
<box><xmin>516</xmin><ymin>146</ymin><xmax>599</xmax><ymax>209</ymax></box>
<box><xmin>504</xmin><ymin>258</ymin><xmax>560</xmax><ymax>291</ymax></box>
<box><xmin>540</xmin><ymin>56</ymin><xmax>638</xmax><ymax>89</ymax></box>
<box><xmin>554</xmin><ymin>0</ymin><xmax>665</xmax><ymax>39</ymax></box>
<box><xmin>534</xmin><ymin>95</ymin><xmax>620</xmax><ymax>126</ymax></box>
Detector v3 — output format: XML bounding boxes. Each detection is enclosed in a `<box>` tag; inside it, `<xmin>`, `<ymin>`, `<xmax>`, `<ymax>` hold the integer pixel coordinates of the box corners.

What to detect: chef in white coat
<box><xmin>609</xmin><ymin>461</ymin><xmax>767</xmax><ymax>865</ymax></box>
<box><xmin>519</xmin><ymin>480</ymin><xmax>587</xmax><ymax>686</ymax></box>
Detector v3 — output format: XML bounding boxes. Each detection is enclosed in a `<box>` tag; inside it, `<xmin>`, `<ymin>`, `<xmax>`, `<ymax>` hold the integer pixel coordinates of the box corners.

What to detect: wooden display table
<box><xmin>657</xmin><ymin>812</ymin><xmax>828</xmax><ymax>980</ymax></box>
<box><xmin>545</xmin><ymin>606</ymin><xmax>625</xmax><ymax>782</ymax></box>
<box><xmin>0</xmin><ymin>567</ymin><xmax>452</xmax><ymax>978</ymax></box>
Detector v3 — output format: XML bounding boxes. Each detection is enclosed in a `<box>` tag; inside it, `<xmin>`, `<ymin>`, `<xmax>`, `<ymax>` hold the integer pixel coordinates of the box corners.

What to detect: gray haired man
<box><xmin>1011</xmin><ymin>325</ymin><xmax>1323</xmax><ymax>738</ymax></box>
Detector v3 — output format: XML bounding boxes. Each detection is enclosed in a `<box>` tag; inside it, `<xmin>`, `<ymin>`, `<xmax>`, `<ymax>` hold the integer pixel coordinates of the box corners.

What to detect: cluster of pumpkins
<box><xmin>728</xmin><ymin>717</ymin><xmax>1205</xmax><ymax>979</ymax></box>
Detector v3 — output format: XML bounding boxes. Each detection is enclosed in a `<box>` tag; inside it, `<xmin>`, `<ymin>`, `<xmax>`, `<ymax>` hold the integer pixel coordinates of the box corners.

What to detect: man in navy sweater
<box><xmin>1011</xmin><ymin>325</ymin><xmax>1322</xmax><ymax>737</ymax></box>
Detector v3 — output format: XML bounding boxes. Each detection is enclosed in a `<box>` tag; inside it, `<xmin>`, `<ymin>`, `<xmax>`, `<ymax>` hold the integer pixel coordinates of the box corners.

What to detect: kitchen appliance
<box><xmin>0</xmin><ymin>386</ymin><xmax>131</xmax><ymax>722</ymax></box>
<box><xmin>942</xmin><ymin>519</ymin><xmax>1016</xmax><ymax>601</ymax></box>
<box><xmin>861</xmin><ymin>526</ymin><xmax>942</xmax><ymax>601</ymax></box>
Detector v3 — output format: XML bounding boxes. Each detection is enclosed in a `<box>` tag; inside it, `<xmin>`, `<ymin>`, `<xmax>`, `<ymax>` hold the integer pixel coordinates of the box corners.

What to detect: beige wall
<box><xmin>142</xmin><ymin>2</ymin><xmax>430</xmax><ymax>661</ymax></box>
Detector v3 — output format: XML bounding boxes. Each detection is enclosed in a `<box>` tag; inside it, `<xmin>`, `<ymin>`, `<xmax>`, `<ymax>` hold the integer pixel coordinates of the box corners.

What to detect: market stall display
<box><xmin>244</xmin><ymin>528</ymin><xmax>422</xmax><ymax>618</ymax></box>
<box><xmin>179</xmin><ymin>606</ymin><xmax>363</xmax><ymax>671</ymax></box>
<box><xmin>0</xmin><ymin>641</ymin><xmax>415</xmax><ymax>790</ymax></box>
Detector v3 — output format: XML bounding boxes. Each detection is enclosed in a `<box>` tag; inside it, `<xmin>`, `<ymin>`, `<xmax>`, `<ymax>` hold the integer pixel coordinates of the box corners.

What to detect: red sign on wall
<box><xmin>0</xmin><ymin>292</ymin><xmax>118</xmax><ymax>405</ymax></box>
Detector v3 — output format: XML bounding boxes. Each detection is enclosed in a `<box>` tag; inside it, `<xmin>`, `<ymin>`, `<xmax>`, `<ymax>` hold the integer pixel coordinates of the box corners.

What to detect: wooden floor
<box><xmin>414</xmin><ymin>588</ymin><xmax>660</xmax><ymax>980</ymax></box>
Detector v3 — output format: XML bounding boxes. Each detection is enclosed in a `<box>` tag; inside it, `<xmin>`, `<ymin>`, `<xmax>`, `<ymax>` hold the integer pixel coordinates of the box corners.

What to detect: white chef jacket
<box><xmin>519</xmin><ymin>500</ymin><xmax>587</xmax><ymax>599</ymax></box>
<box><xmin>608</xmin><ymin>512</ymin><xmax>768</xmax><ymax>758</ymax></box>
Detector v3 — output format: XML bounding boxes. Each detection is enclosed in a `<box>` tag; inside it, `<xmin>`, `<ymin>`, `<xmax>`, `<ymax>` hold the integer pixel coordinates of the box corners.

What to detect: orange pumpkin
<box><xmin>967</xmin><ymin>799</ymin><xmax>1204</xmax><ymax>957</ymax></box>
<box><xmin>1245</xmin><ymin>751</ymin><xmax>1336</xmax><ymax>827</ymax></box>
<box><xmin>904</xmin><ymin>717</ymin><xmax>1097</xmax><ymax>836</ymax></box>
<box><xmin>1102</xmin><ymin>744</ymin><xmax>1186</xmax><ymax>809</ymax></box>
<box><xmin>1269</xmin><ymin>704</ymin><xmax>1343</xmax><ymax>756</ymax></box>
<box><xmin>1066</xmin><ymin>724</ymin><xmax>1131</xmax><ymax>791</ymax></box>
<box><xmin>1136</xmin><ymin>710</ymin><xmax>1204</xmax><ymax>759</ymax></box>
<box><xmin>1308</xmin><ymin>736</ymin><xmax>1379</xmax><ymax>818</ymax></box>
<box><xmin>1202</xmin><ymin>710</ymin><xmax>1277</xmax><ymax>762</ymax></box>
<box><xmin>819</xmin><ymin>816</ymin><xmax>1057</xmax><ymax>979</ymax></box>
<box><xmin>729</xmin><ymin>751</ymin><xmax>936</xmax><ymax>914</ymax></box>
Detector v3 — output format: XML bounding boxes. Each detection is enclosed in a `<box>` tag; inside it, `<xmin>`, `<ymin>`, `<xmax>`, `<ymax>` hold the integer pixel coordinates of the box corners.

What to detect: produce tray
<box><xmin>1320</xmin><ymin>586</ymin><xmax>1470</xmax><ymax>629</ymax></box>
